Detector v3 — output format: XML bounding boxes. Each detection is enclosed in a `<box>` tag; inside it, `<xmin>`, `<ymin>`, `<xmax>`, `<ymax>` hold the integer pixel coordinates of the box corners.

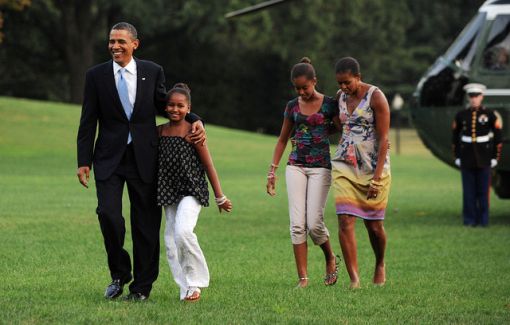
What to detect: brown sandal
<box><xmin>184</xmin><ymin>289</ymin><xmax>201</xmax><ymax>302</ymax></box>
<box><xmin>324</xmin><ymin>255</ymin><xmax>340</xmax><ymax>286</ymax></box>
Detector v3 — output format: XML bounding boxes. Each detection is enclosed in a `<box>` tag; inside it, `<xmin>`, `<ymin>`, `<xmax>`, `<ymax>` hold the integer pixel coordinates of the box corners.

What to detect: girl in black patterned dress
<box><xmin>157</xmin><ymin>83</ymin><xmax>232</xmax><ymax>302</ymax></box>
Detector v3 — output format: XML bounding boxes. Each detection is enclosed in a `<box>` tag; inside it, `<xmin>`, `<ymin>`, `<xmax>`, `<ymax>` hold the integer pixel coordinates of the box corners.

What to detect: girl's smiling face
<box><xmin>166</xmin><ymin>93</ymin><xmax>190</xmax><ymax>122</ymax></box>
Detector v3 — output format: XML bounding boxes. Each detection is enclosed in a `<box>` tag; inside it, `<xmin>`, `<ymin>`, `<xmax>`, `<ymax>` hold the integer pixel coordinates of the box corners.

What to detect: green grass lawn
<box><xmin>0</xmin><ymin>96</ymin><xmax>509</xmax><ymax>324</ymax></box>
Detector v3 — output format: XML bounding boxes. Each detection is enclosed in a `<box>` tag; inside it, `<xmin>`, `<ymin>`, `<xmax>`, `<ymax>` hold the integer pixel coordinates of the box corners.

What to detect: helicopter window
<box><xmin>483</xmin><ymin>15</ymin><xmax>510</xmax><ymax>71</ymax></box>
<box><xmin>444</xmin><ymin>12</ymin><xmax>486</xmax><ymax>70</ymax></box>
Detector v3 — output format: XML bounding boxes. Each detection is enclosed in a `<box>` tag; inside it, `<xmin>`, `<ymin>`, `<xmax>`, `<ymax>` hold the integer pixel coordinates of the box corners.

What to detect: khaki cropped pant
<box><xmin>285</xmin><ymin>165</ymin><xmax>331</xmax><ymax>245</ymax></box>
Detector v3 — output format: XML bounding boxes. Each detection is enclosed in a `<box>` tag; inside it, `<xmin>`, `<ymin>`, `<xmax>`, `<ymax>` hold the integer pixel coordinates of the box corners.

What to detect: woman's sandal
<box><xmin>295</xmin><ymin>277</ymin><xmax>309</xmax><ymax>288</ymax></box>
<box><xmin>184</xmin><ymin>288</ymin><xmax>201</xmax><ymax>302</ymax></box>
<box><xmin>324</xmin><ymin>255</ymin><xmax>341</xmax><ymax>286</ymax></box>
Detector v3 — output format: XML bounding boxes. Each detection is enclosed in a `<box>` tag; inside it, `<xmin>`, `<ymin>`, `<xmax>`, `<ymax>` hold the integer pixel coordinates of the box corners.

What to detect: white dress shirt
<box><xmin>113</xmin><ymin>59</ymin><xmax>137</xmax><ymax>108</ymax></box>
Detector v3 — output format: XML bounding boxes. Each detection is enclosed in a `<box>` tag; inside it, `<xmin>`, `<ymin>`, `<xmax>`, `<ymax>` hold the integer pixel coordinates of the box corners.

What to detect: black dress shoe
<box><xmin>104</xmin><ymin>279</ymin><xmax>124</xmax><ymax>299</ymax></box>
<box><xmin>124</xmin><ymin>292</ymin><xmax>148</xmax><ymax>302</ymax></box>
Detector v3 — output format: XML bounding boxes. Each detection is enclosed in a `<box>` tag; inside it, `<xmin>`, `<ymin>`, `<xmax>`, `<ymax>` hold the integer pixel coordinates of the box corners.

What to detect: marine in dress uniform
<box><xmin>452</xmin><ymin>83</ymin><xmax>503</xmax><ymax>227</ymax></box>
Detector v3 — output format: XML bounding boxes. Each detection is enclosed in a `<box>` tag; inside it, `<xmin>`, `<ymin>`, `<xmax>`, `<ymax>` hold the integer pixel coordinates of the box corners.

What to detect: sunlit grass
<box><xmin>0</xmin><ymin>97</ymin><xmax>509</xmax><ymax>324</ymax></box>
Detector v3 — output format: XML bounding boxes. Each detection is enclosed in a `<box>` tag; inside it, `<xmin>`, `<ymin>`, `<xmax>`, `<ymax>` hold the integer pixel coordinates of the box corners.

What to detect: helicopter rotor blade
<box><xmin>225</xmin><ymin>0</ymin><xmax>290</xmax><ymax>19</ymax></box>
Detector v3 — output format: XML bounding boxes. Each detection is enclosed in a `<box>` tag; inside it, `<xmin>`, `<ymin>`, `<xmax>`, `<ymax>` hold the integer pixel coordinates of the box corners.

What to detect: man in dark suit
<box><xmin>452</xmin><ymin>83</ymin><xmax>503</xmax><ymax>227</ymax></box>
<box><xmin>77</xmin><ymin>22</ymin><xmax>204</xmax><ymax>301</ymax></box>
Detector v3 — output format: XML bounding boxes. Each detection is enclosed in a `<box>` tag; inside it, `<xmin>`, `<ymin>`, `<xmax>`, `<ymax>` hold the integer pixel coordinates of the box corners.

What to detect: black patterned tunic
<box><xmin>156</xmin><ymin>136</ymin><xmax>209</xmax><ymax>207</ymax></box>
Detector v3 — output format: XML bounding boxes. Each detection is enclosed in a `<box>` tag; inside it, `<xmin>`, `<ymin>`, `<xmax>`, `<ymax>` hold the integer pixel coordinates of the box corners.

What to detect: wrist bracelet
<box><xmin>370</xmin><ymin>180</ymin><xmax>383</xmax><ymax>188</ymax></box>
<box><xmin>215</xmin><ymin>195</ymin><xmax>228</xmax><ymax>206</ymax></box>
<box><xmin>269</xmin><ymin>163</ymin><xmax>278</xmax><ymax>174</ymax></box>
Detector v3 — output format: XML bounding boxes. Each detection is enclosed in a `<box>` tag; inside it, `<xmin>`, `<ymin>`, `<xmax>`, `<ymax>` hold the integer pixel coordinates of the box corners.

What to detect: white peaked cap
<box><xmin>463</xmin><ymin>83</ymin><xmax>487</xmax><ymax>94</ymax></box>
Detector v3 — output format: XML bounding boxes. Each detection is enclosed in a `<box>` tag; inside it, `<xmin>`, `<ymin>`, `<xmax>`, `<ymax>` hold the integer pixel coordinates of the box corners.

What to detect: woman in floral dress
<box><xmin>331</xmin><ymin>57</ymin><xmax>391</xmax><ymax>288</ymax></box>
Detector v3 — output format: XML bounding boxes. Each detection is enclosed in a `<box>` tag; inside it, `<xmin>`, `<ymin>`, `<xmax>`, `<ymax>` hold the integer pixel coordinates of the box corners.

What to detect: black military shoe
<box><xmin>124</xmin><ymin>292</ymin><xmax>149</xmax><ymax>302</ymax></box>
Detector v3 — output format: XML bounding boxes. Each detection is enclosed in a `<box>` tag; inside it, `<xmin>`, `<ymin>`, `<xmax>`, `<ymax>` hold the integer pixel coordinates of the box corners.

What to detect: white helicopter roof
<box><xmin>481</xmin><ymin>0</ymin><xmax>510</xmax><ymax>19</ymax></box>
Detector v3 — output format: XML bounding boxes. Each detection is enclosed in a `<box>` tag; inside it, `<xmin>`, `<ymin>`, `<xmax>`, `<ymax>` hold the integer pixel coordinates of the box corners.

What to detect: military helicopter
<box><xmin>411</xmin><ymin>0</ymin><xmax>510</xmax><ymax>198</ymax></box>
<box><xmin>228</xmin><ymin>0</ymin><xmax>510</xmax><ymax>197</ymax></box>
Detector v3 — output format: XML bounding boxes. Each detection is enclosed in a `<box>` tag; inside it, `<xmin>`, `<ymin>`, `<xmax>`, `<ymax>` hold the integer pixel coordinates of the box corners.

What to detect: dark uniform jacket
<box><xmin>452</xmin><ymin>106</ymin><xmax>502</xmax><ymax>169</ymax></box>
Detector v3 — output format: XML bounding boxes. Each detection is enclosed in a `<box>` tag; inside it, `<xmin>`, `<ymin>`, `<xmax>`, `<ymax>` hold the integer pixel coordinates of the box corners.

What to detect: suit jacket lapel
<box><xmin>104</xmin><ymin>60</ymin><xmax>129</xmax><ymax>120</ymax></box>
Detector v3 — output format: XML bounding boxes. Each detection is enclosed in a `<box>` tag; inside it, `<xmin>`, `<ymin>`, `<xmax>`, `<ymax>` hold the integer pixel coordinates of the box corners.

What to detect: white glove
<box><xmin>455</xmin><ymin>158</ymin><xmax>461</xmax><ymax>167</ymax></box>
<box><xmin>491</xmin><ymin>159</ymin><xmax>498</xmax><ymax>168</ymax></box>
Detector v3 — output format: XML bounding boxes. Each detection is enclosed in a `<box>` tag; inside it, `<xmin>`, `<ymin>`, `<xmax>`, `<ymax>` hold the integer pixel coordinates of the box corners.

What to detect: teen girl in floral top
<box><xmin>285</xmin><ymin>97</ymin><xmax>337</xmax><ymax>168</ymax></box>
<box><xmin>267</xmin><ymin>57</ymin><xmax>340</xmax><ymax>288</ymax></box>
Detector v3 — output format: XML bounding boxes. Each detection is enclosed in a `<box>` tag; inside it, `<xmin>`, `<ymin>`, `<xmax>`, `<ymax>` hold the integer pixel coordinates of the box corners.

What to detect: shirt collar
<box><xmin>113</xmin><ymin>58</ymin><xmax>137</xmax><ymax>75</ymax></box>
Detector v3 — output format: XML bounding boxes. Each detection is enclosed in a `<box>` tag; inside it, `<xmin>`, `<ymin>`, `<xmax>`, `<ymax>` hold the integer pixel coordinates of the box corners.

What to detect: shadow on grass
<box><xmin>489</xmin><ymin>212</ymin><xmax>510</xmax><ymax>226</ymax></box>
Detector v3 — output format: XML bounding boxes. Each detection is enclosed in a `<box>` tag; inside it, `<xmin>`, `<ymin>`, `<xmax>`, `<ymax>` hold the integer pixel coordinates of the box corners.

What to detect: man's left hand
<box><xmin>189</xmin><ymin>120</ymin><xmax>206</xmax><ymax>145</ymax></box>
<box><xmin>491</xmin><ymin>159</ymin><xmax>498</xmax><ymax>168</ymax></box>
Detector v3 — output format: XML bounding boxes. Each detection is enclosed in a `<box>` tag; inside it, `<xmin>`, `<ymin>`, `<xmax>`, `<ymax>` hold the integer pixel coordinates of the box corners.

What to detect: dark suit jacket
<box><xmin>77</xmin><ymin>58</ymin><xmax>192</xmax><ymax>183</ymax></box>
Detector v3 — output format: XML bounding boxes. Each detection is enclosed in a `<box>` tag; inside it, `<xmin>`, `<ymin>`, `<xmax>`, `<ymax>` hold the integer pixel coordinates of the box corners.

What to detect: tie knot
<box><xmin>119</xmin><ymin>68</ymin><xmax>126</xmax><ymax>77</ymax></box>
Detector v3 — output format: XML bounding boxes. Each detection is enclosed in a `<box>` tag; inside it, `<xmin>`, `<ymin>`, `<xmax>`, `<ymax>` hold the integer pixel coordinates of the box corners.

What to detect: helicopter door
<box><xmin>474</xmin><ymin>14</ymin><xmax>510</xmax><ymax>141</ymax></box>
<box><xmin>419</xmin><ymin>12</ymin><xmax>486</xmax><ymax>107</ymax></box>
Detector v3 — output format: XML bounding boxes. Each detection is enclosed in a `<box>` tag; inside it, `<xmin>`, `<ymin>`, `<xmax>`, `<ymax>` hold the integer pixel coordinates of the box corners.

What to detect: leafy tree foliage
<box><xmin>0</xmin><ymin>0</ymin><xmax>30</xmax><ymax>43</ymax></box>
<box><xmin>0</xmin><ymin>0</ymin><xmax>486</xmax><ymax>133</ymax></box>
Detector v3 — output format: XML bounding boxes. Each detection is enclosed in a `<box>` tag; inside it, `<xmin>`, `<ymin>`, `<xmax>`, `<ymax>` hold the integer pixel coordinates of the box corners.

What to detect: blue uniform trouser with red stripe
<box><xmin>461</xmin><ymin>167</ymin><xmax>491</xmax><ymax>226</ymax></box>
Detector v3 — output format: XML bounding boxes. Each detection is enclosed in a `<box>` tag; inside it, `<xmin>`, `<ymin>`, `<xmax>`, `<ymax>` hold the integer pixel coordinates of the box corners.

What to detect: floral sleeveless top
<box><xmin>332</xmin><ymin>86</ymin><xmax>390</xmax><ymax>175</ymax></box>
<box><xmin>284</xmin><ymin>96</ymin><xmax>338</xmax><ymax>169</ymax></box>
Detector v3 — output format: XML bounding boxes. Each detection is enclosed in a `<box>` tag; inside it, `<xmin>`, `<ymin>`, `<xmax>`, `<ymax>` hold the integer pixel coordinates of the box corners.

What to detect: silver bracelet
<box><xmin>215</xmin><ymin>195</ymin><xmax>228</xmax><ymax>205</ymax></box>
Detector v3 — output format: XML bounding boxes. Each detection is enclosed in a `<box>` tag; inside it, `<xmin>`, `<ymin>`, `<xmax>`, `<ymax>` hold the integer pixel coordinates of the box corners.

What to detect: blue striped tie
<box><xmin>118</xmin><ymin>68</ymin><xmax>133</xmax><ymax>144</ymax></box>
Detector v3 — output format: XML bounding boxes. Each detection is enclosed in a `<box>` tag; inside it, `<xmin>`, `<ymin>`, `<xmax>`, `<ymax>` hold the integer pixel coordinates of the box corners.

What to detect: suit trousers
<box><xmin>95</xmin><ymin>144</ymin><xmax>161</xmax><ymax>296</ymax></box>
<box><xmin>461</xmin><ymin>167</ymin><xmax>491</xmax><ymax>226</ymax></box>
<box><xmin>164</xmin><ymin>196</ymin><xmax>210</xmax><ymax>300</ymax></box>
<box><xmin>285</xmin><ymin>165</ymin><xmax>331</xmax><ymax>245</ymax></box>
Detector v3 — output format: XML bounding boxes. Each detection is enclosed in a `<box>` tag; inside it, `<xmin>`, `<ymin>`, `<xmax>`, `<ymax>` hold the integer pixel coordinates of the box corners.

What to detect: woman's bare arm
<box><xmin>367</xmin><ymin>89</ymin><xmax>390</xmax><ymax>199</ymax></box>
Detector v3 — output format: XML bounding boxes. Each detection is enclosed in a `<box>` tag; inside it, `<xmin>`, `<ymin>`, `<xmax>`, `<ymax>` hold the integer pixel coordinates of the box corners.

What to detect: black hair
<box><xmin>335</xmin><ymin>57</ymin><xmax>361</xmax><ymax>75</ymax></box>
<box><xmin>111</xmin><ymin>22</ymin><xmax>138</xmax><ymax>40</ymax></box>
<box><xmin>166</xmin><ymin>83</ymin><xmax>191</xmax><ymax>106</ymax></box>
<box><xmin>290</xmin><ymin>57</ymin><xmax>316</xmax><ymax>81</ymax></box>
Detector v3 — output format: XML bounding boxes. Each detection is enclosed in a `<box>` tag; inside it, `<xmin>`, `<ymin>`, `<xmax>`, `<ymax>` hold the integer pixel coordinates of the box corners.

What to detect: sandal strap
<box><xmin>185</xmin><ymin>287</ymin><xmax>201</xmax><ymax>297</ymax></box>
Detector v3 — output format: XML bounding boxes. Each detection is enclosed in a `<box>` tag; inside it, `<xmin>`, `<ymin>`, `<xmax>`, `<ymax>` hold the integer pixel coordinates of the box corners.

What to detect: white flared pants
<box><xmin>164</xmin><ymin>196</ymin><xmax>209</xmax><ymax>300</ymax></box>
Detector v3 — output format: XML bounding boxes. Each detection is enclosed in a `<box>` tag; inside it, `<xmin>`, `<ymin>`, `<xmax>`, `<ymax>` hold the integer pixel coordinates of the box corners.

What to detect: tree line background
<box><xmin>0</xmin><ymin>0</ymin><xmax>485</xmax><ymax>134</ymax></box>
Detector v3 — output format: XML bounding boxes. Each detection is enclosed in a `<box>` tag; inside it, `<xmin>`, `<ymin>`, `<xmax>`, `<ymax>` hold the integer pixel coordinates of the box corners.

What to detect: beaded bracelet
<box><xmin>215</xmin><ymin>195</ymin><xmax>228</xmax><ymax>206</ymax></box>
<box><xmin>267</xmin><ymin>163</ymin><xmax>279</xmax><ymax>179</ymax></box>
<box><xmin>369</xmin><ymin>179</ymin><xmax>383</xmax><ymax>188</ymax></box>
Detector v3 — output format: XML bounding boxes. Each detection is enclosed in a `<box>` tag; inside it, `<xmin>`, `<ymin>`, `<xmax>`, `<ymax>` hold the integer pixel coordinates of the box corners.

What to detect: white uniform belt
<box><xmin>461</xmin><ymin>135</ymin><xmax>490</xmax><ymax>143</ymax></box>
